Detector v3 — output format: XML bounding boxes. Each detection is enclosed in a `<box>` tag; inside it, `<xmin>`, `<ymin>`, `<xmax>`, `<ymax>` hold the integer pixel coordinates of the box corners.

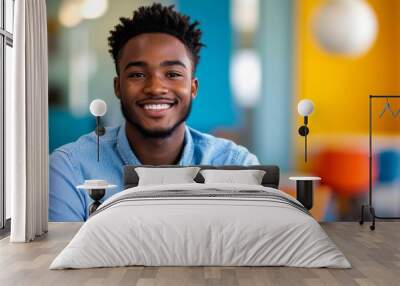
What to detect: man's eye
<box><xmin>167</xmin><ymin>72</ymin><xmax>182</xmax><ymax>78</ymax></box>
<box><xmin>128</xmin><ymin>72</ymin><xmax>145</xmax><ymax>78</ymax></box>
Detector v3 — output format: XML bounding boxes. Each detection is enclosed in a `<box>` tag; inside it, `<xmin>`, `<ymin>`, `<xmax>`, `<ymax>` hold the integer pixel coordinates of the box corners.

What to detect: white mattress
<box><xmin>50</xmin><ymin>183</ymin><xmax>351</xmax><ymax>269</ymax></box>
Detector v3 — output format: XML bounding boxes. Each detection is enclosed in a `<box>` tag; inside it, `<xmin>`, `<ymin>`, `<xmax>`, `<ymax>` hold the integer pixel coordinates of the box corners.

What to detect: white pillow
<box><xmin>200</xmin><ymin>169</ymin><xmax>266</xmax><ymax>185</ymax></box>
<box><xmin>135</xmin><ymin>167</ymin><xmax>201</xmax><ymax>186</ymax></box>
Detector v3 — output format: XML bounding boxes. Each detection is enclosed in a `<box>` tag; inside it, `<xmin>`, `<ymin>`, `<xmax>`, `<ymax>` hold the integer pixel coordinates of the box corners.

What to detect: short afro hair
<box><xmin>108</xmin><ymin>3</ymin><xmax>204</xmax><ymax>75</ymax></box>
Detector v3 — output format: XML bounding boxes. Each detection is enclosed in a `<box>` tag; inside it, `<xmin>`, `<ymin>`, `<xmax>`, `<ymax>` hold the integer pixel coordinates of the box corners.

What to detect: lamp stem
<box><xmin>304</xmin><ymin>116</ymin><xmax>308</xmax><ymax>162</ymax></box>
<box><xmin>305</xmin><ymin>133</ymin><xmax>307</xmax><ymax>162</ymax></box>
<box><xmin>96</xmin><ymin>116</ymin><xmax>100</xmax><ymax>162</ymax></box>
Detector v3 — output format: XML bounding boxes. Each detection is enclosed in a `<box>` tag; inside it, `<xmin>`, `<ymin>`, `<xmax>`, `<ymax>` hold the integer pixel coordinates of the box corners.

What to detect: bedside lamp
<box><xmin>298</xmin><ymin>99</ymin><xmax>314</xmax><ymax>162</ymax></box>
<box><xmin>76</xmin><ymin>99</ymin><xmax>115</xmax><ymax>215</ymax></box>
<box><xmin>291</xmin><ymin>99</ymin><xmax>320</xmax><ymax>211</ymax></box>
<box><xmin>89</xmin><ymin>99</ymin><xmax>107</xmax><ymax>162</ymax></box>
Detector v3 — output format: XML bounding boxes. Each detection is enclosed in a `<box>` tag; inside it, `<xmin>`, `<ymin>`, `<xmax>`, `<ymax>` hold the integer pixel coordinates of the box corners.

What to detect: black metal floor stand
<box><xmin>359</xmin><ymin>95</ymin><xmax>400</xmax><ymax>230</ymax></box>
<box><xmin>359</xmin><ymin>203</ymin><xmax>376</xmax><ymax>230</ymax></box>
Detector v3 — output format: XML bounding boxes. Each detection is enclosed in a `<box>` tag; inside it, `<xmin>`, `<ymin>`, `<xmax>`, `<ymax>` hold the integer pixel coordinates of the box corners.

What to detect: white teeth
<box><xmin>143</xmin><ymin>104</ymin><xmax>172</xmax><ymax>110</ymax></box>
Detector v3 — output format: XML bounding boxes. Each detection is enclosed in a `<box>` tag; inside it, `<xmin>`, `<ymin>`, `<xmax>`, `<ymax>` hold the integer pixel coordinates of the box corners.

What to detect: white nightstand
<box><xmin>289</xmin><ymin>176</ymin><xmax>321</xmax><ymax>210</ymax></box>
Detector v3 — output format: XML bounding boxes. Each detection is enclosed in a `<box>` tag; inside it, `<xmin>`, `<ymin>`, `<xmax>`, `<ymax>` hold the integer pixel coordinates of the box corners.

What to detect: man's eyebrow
<box><xmin>123</xmin><ymin>60</ymin><xmax>187</xmax><ymax>71</ymax></box>
<box><xmin>124</xmin><ymin>61</ymin><xmax>147</xmax><ymax>71</ymax></box>
<box><xmin>160</xmin><ymin>60</ymin><xmax>187</xmax><ymax>69</ymax></box>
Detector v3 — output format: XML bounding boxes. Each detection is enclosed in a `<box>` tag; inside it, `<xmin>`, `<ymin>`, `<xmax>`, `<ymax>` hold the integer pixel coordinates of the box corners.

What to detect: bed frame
<box><xmin>123</xmin><ymin>165</ymin><xmax>280</xmax><ymax>189</ymax></box>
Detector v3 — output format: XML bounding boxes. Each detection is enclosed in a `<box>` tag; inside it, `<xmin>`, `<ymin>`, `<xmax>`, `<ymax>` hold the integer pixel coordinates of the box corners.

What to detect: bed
<box><xmin>50</xmin><ymin>165</ymin><xmax>350</xmax><ymax>269</ymax></box>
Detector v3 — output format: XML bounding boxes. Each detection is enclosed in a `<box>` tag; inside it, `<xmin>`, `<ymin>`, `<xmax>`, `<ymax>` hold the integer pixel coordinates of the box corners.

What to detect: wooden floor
<box><xmin>0</xmin><ymin>222</ymin><xmax>399</xmax><ymax>286</ymax></box>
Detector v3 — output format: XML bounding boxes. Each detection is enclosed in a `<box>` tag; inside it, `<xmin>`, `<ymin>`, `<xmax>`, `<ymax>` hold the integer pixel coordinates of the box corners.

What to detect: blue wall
<box><xmin>49</xmin><ymin>108</ymin><xmax>95</xmax><ymax>153</ymax></box>
<box><xmin>177</xmin><ymin>0</ymin><xmax>239</xmax><ymax>133</ymax></box>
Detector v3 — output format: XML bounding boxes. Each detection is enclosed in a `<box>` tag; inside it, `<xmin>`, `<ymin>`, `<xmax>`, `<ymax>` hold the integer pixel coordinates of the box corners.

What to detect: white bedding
<box><xmin>50</xmin><ymin>183</ymin><xmax>351</xmax><ymax>269</ymax></box>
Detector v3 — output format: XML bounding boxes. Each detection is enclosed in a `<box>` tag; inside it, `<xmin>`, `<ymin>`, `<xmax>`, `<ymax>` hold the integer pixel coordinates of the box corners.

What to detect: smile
<box><xmin>143</xmin><ymin>103</ymin><xmax>173</xmax><ymax>111</ymax></box>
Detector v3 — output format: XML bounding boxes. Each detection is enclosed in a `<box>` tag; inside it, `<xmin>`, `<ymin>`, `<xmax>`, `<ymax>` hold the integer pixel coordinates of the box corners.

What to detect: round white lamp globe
<box><xmin>230</xmin><ymin>49</ymin><xmax>262</xmax><ymax>108</ymax></box>
<box><xmin>90</xmin><ymin>99</ymin><xmax>107</xmax><ymax>117</ymax></box>
<box><xmin>298</xmin><ymin>99</ymin><xmax>314</xmax><ymax>116</ymax></box>
<box><xmin>312</xmin><ymin>0</ymin><xmax>378</xmax><ymax>57</ymax></box>
<box><xmin>81</xmin><ymin>0</ymin><xmax>109</xmax><ymax>20</ymax></box>
<box><xmin>231</xmin><ymin>0</ymin><xmax>259</xmax><ymax>34</ymax></box>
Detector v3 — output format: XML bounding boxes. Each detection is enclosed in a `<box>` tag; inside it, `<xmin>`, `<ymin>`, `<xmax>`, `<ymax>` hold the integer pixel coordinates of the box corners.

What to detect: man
<box><xmin>50</xmin><ymin>3</ymin><xmax>259</xmax><ymax>221</ymax></box>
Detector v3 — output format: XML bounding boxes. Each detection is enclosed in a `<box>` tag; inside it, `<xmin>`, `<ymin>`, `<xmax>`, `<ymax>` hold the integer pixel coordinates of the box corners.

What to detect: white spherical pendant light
<box><xmin>231</xmin><ymin>0</ymin><xmax>259</xmax><ymax>34</ymax></box>
<box><xmin>230</xmin><ymin>50</ymin><xmax>262</xmax><ymax>108</ymax></box>
<box><xmin>312</xmin><ymin>0</ymin><xmax>378</xmax><ymax>57</ymax></box>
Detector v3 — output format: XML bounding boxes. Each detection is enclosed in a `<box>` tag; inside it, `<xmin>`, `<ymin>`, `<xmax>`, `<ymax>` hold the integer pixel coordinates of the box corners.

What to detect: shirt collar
<box><xmin>116</xmin><ymin>122</ymin><xmax>194</xmax><ymax>166</ymax></box>
<box><xmin>178</xmin><ymin>126</ymin><xmax>194</xmax><ymax>165</ymax></box>
<box><xmin>116</xmin><ymin>122</ymin><xmax>141</xmax><ymax>165</ymax></box>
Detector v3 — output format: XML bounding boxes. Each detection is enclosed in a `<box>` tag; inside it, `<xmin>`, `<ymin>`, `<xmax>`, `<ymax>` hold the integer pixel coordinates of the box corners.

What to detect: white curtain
<box><xmin>7</xmin><ymin>0</ymin><xmax>49</xmax><ymax>242</ymax></box>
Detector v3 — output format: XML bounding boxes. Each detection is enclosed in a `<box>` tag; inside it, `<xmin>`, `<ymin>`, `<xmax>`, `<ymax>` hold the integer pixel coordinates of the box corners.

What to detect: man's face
<box><xmin>114</xmin><ymin>33</ymin><xmax>198</xmax><ymax>138</ymax></box>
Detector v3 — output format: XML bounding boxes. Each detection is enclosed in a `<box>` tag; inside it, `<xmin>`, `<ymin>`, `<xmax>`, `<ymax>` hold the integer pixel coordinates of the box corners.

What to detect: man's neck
<box><xmin>125</xmin><ymin>122</ymin><xmax>186</xmax><ymax>165</ymax></box>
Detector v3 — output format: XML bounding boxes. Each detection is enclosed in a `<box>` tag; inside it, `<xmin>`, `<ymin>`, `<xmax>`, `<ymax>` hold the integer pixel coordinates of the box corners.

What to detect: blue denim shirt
<box><xmin>49</xmin><ymin>123</ymin><xmax>259</xmax><ymax>221</ymax></box>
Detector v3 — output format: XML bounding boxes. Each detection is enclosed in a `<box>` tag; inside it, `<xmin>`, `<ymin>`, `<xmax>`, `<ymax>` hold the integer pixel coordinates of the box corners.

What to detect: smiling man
<box><xmin>49</xmin><ymin>3</ymin><xmax>259</xmax><ymax>221</ymax></box>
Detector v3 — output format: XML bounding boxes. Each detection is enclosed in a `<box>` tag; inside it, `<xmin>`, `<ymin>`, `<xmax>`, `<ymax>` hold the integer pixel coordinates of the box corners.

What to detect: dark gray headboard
<box><xmin>123</xmin><ymin>165</ymin><xmax>280</xmax><ymax>189</ymax></box>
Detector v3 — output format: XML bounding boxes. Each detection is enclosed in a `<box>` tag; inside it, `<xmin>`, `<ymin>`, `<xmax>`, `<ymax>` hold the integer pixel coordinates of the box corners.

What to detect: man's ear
<box><xmin>191</xmin><ymin>78</ymin><xmax>199</xmax><ymax>99</ymax></box>
<box><xmin>113</xmin><ymin>76</ymin><xmax>121</xmax><ymax>99</ymax></box>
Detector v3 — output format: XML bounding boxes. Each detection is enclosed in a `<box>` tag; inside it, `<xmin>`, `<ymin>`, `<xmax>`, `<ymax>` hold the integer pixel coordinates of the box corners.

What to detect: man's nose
<box><xmin>143</xmin><ymin>76</ymin><xmax>168</xmax><ymax>95</ymax></box>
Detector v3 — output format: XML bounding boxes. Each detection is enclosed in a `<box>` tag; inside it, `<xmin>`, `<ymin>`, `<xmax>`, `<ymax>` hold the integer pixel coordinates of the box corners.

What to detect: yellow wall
<box><xmin>296</xmin><ymin>0</ymin><xmax>400</xmax><ymax>136</ymax></box>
